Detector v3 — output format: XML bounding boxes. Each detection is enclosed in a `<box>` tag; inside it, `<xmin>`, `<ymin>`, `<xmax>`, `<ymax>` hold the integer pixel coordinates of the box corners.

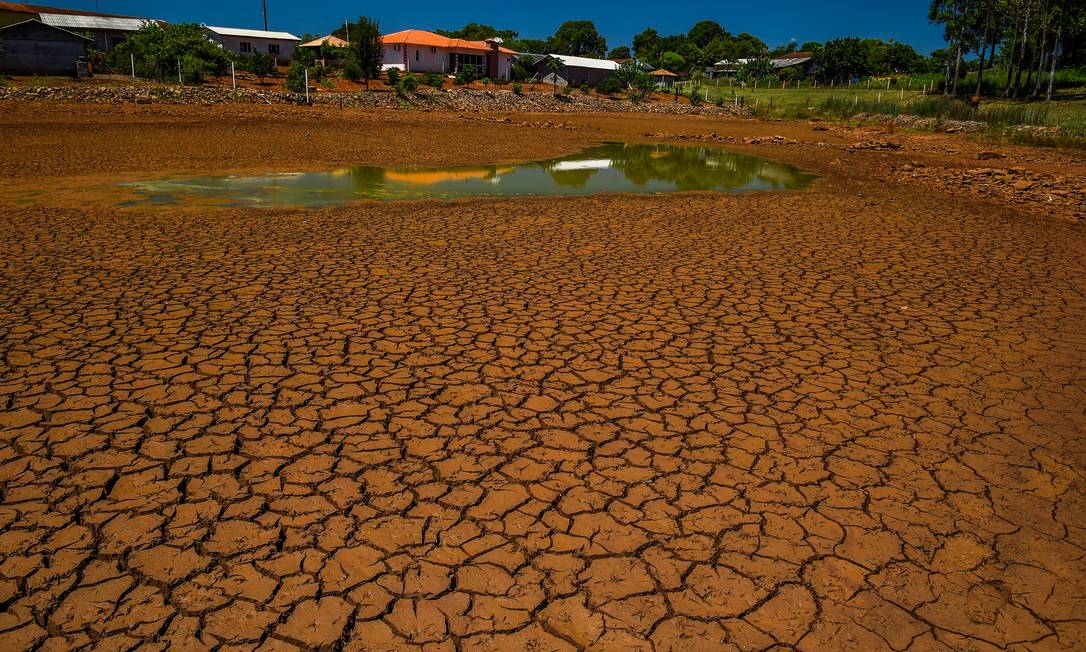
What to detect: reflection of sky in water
<box><xmin>121</xmin><ymin>143</ymin><xmax>814</xmax><ymax>208</ymax></box>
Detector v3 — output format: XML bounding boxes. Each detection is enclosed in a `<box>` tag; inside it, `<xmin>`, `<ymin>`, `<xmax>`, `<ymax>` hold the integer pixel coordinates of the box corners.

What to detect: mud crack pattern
<box><xmin>1</xmin><ymin>189</ymin><xmax>1085</xmax><ymax>651</ymax></box>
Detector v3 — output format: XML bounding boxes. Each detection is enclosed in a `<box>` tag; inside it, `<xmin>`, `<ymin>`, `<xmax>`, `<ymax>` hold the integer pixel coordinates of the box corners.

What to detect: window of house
<box><xmin>239</xmin><ymin>42</ymin><xmax>252</xmax><ymax>53</ymax></box>
<box><xmin>451</xmin><ymin>53</ymin><xmax>484</xmax><ymax>71</ymax></box>
<box><xmin>430</xmin><ymin>47</ymin><xmax>437</xmax><ymax>53</ymax></box>
<box><xmin>415</xmin><ymin>50</ymin><xmax>420</xmax><ymax>62</ymax></box>
<box><xmin>268</xmin><ymin>43</ymin><xmax>280</xmax><ymax>54</ymax></box>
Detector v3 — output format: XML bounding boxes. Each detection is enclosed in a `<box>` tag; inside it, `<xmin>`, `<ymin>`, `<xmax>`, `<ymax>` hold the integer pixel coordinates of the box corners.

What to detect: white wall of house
<box><xmin>212</xmin><ymin>34</ymin><xmax>297</xmax><ymax>61</ymax></box>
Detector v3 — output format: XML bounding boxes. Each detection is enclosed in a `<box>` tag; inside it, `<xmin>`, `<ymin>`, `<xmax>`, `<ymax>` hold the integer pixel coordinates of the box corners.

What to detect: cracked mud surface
<box><xmin>1</xmin><ymin>104</ymin><xmax>1086</xmax><ymax>650</ymax></box>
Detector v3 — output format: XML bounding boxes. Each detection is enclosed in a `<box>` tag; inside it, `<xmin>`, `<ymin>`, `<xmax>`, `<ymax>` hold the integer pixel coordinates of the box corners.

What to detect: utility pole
<box><xmin>262</xmin><ymin>0</ymin><xmax>268</xmax><ymax>31</ymax></box>
<box><xmin>345</xmin><ymin>19</ymin><xmax>349</xmax><ymax>44</ymax></box>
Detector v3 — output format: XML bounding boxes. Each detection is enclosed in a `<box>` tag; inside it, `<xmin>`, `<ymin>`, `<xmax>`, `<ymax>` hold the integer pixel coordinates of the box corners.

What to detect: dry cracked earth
<box><xmin>1</xmin><ymin>104</ymin><xmax>1086</xmax><ymax>651</ymax></box>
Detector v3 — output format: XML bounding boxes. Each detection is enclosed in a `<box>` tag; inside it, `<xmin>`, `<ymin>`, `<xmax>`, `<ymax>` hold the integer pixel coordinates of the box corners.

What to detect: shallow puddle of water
<box><xmin>120</xmin><ymin>143</ymin><xmax>813</xmax><ymax>208</ymax></box>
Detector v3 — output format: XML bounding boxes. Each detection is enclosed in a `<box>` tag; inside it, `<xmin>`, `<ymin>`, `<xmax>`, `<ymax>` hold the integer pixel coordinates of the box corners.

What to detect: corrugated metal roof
<box><xmin>204</xmin><ymin>25</ymin><xmax>300</xmax><ymax>41</ymax></box>
<box><xmin>39</xmin><ymin>12</ymin><xmax>149</xmax><ymax>31</ymax></box>
<box><xmin>772</xmin><ymin>56</ymin><xmax>812</xmax><ymax>68</ymax></box>
<box><xmin>0</xmin><ymin>2</ymin><xmax>139</xmax><ymax>18</ymax></box>
<box><xmin>547</xmin><ymin>55</ymin><xmax>618</xmax><ymax>71</ymax></box>
<box><xmin>0</xmin><ymin>17</ymin><xmax>92</xmax><ymax>40</ymax></box>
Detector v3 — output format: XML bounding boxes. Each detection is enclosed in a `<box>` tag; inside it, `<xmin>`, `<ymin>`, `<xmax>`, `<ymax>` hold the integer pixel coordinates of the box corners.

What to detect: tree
<box><xmin>701</xmin><ymin>38</ymin><xmax>731</xmax><ymax>68</ymax></box>
<box><xmin>544</xmin><ymin>57</ymin><xmax>563</xmax><ymax>95</ymax></box>
<box><xmin>687</xmin><ymin>20</ymin><xmax>727</xmax><ymax>48</ymax></box>
<box><xmin>608</xmin><ymin>46</ymin><xmax>631</xmax><ymax>60</ymax></box>
<box><xmin>245</xmin><ymin>51</ymin><xmax>275</xmax><ymax>85</ymax></box>
<box><xmin>732</xmin><ymin>33</ymin><xmax>769</xmax><ymax>58</ymax></box>
<box><xmin>615</xmin><ymin>60</ymin><xmax>642</xmax><ymax>88</ymax></box>
<box><xmin>436</xmin><ymin>23</ymin><xmax>518</xmax><ymax>42</ymax></box>
<box><xmin>548</xmin><ymin>20</ymin><xmax>607</xmax><ymax>58</ymax></box>
<box><xmin>929</xmin><ymin>0</ymin><xmax>975</xmax><ymax>95</ymax></box>
<box><xmin>815</xmin><ymin>37</ymin><xmax>870</xmax><ymax>82</ymax></box>
<box><xmin>632</xmin><ymin>28</ymin><xmax>661</xmax><ymax>62</ymax></box>
<box><xmin>658</xmin><ymin>51</ymin><xmax>687</xmax><ymax>72</ymax></box>
<box><xmin>738</xmin><ymin>57</ymin><xmax>774</xmax><ymax>83</ymax></box>
<box><xmin>511</xmin><ymin>54</ymin><xmax>535</xmax><ymax>81</ymax></box>
<box><xmin>108</xmin><ymin>22</ymin><xmax>231</xmax><ymax>83</ymax></box>
<box><xmin>285</xmin><ymin>60</ymin><xmax>308</xmax><ymax>93</ymax></box>
<box><xmin>770</xmin><ymin>40</ymin><xmax>799</xmax><ymax>57</ymax></box>
<box><xmin>348</xmin><ymin>16</ymin><xmax>383</xmax><ymax>89</ymax></box>
<box><xmin>513</xmin><ymin>38</ymin><xmax>547</xmax><ymax>53</ymax></box>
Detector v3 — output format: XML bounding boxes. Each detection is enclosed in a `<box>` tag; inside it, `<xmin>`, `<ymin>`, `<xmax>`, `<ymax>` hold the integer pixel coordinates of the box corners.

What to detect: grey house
<box><xmin>533</xmin><ymin>54</ymin><xmax>619</xmax><ymax>87</ymax></box>
<box><xmin>0</xmin><ymin>18</ymin><xmax>90</xmax><ymax>75</ymax></box>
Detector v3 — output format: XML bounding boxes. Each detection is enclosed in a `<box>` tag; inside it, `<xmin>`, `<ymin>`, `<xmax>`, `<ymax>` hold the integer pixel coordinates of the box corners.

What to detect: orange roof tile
<box><xmin>651</xmin><ymin>69</ymin><xmax>679</xmax><ymax>76</ymax></box>
<box><xmin>381</xmin><ymin>29</ymin><xmax>517</xmax><ymax>55</ymax></box>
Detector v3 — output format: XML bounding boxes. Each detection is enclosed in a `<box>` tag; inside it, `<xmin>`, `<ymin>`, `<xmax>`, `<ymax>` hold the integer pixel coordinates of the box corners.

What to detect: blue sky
<box><xmin>49</xmin><ymin>1</ymin><xmax>948</xmax><ymax>54</ymax></box>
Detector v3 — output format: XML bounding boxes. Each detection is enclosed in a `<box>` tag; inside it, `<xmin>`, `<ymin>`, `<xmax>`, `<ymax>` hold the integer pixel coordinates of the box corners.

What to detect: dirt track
<box><xmin>1</xmin><ymin>103</ymin><xmax>1085</xmax><ymax>651</ymax></box>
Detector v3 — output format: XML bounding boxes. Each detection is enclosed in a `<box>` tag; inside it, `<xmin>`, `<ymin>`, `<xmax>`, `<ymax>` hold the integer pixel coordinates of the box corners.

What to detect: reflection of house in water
<box><xmin>384</xmin><ymin>167</ymin><xmax>514</xmax><ymax>185</ymax></box>
<box><xmin>544</xmin><ymin>159</ymin><xmax>614</xmax><ymax>187</ymax></box>
<box><xmin>549</xmin><ymin>160</ymin><xmax>613</xmax><ymax>172</ymax></box>
<box><xmin>753</xmin><ymin>164</ymin><xmax>804</xmax><ymax>187</ymax></box>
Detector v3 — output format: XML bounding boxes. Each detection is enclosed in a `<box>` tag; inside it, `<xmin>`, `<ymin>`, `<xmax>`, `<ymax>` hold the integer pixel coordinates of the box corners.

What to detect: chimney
<box><xmin>486</xmin><ymin>37</ymin><xmax>501</xmax><ymax>79</ymax></box>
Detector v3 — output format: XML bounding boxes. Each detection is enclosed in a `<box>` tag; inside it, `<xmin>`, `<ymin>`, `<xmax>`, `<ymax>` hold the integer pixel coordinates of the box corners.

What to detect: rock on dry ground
<box><xmin>0</xmin><ymin>85</ymin><xmax>742</xmax><ymax>116</ymax></box>
<box><xmin>0</xmin><ymin>103</ymin><xmax>1085</xmax><ymax>651</ymax></box>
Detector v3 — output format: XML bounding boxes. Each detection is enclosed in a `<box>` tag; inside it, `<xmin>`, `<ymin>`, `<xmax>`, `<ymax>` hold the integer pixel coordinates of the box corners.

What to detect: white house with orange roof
<box><xmin>381</xmin><ymin>29</ymin><xmax>518</xmax><ymax>80</ymax></box>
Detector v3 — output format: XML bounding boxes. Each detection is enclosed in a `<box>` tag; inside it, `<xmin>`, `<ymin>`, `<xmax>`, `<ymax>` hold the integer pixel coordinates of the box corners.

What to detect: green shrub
<box><xmin>512</xmin><ymin>82</ymin><xmax>523</xmax><ymax>95</ymax></box>
<box><xmin>109</xmin><ymin>22</ymin><xmax>231</xmax><ymax>83</ymax></box>
<box><xmin>320</xmin><ymin>42</ymin><xmax>348</xmax><ymax>61</ymax></box>
<box><xmin>293</xmin><ymin>46</ymin><xmax>316</xmax><ymax>66</ymax></box>
<box><xmin>424</xmin><ymin>72</ymin><xmax>444</xmax><ymax>89</ymax></box>
<box><xmin>394</xmin><ymin>82</ymin><xmax>408</xmax><ymax>100</ymax></box>
<box><xmin>386</xmin><ymin>67</ymin><xmax>400</xmax><ymax>86</ymax></box>
<box><xmin>344</xmin><ymin>61</ymin><xmax>362</xmax><ymax>82</ymax></box>
<box><xmin>598</xmin><ymin>78</ymin><xmax>620</xmax><ymax>95</ymax></box>
<box><xmin>244</xmin><ymin>51</ymin><xmax>276</xmax><ymax>83</ymax></box>
<box><xmin>285</xmin><ymin>61</ymin><xmax>308</xmax><ymax>93</ymax></box>
<box><xmin>580</xmin><ymin>82</ymin><xmax>591</xmax><ymax>94</ymax></box>
<box><xmin>562</xmin><ymin>83</ymin><xmax>574</xmax><ymax>96</ymax></box>
<box><xmin>401</xmin><ymin>73</ymin><xmax>418</xmax><ymax>91</ymax></box>
<box><xmin>714</xmin><ymin>95</ymin><xmax>725</xmax><ymax>107</ymax></box>
<box><xmin>454</xmin><ymin>64</ymin><xmax>479</xmax><ymax>86</ymax></box>
<box><xmin>689</xmin><ymin>89</ymin><xmax>702</xmax><ymax>107</ymax></box>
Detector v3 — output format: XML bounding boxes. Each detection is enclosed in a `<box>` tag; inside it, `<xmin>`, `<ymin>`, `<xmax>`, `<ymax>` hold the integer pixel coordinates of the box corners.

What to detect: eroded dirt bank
<box><xmin>0</xmin><ymin>103</ymin><xmax>1085</xmax><ymax>651</ymax></box>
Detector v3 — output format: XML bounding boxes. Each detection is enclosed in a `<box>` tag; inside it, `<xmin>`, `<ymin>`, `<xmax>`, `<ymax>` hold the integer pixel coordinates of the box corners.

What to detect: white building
<box><xmin>204</xmin><ymin>25</ymin><xmax>301</xmax><ymax>62</ymax></box>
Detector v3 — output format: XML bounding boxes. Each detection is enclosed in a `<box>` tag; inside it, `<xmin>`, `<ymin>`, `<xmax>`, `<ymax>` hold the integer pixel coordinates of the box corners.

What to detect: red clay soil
<box><xmin>0</xmin><ymin>102</ymin><xmax>1085</xmax><ymax>651</ymax></box>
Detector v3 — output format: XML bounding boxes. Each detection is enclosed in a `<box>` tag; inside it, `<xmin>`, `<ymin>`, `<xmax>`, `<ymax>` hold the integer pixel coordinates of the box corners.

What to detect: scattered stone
<box><xmin>849</xmin><ymin>140</ymin><xmax>902</xmax><ymax>151</ymax></box>
<box><xmin>0</xmin><ymin>85</ymin><xmax>745</xmax><ymax>116</ymax></box>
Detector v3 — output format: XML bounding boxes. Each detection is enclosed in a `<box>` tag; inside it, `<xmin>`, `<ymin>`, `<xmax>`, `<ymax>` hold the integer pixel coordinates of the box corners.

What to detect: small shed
<box><xmin>0</xmin><ymin>18</ymin><xmax>90</xmax><ymax>75</ymax></box>
<box><xmin>535</xmin><ymin>54</ymin><xmax>618</xmax><ymax>87</ymax></box>
<box><xmin>651</xmin><ymin>69</ymin><xmax>678</xmax><ymax>88</ymax></box>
